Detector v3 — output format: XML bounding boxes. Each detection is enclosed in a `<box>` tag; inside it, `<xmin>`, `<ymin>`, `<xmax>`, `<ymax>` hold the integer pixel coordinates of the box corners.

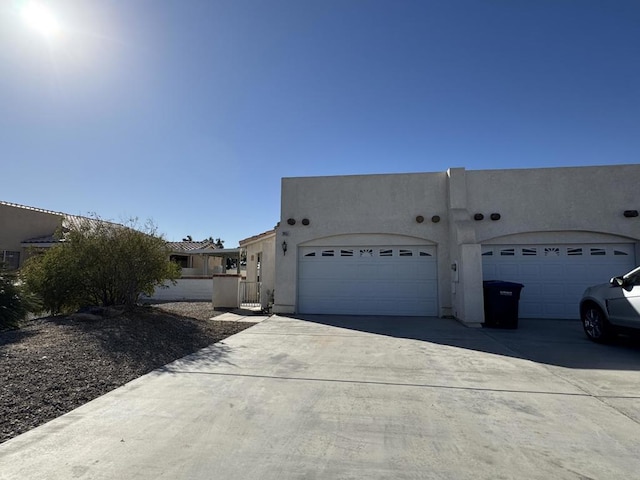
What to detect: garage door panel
<box><xmin>356</xmin><ymin>264</ymin><xmax>380</xmax><ymax>278</ymax></box>
<box><xmin>565</xmin><ymin>284</ymin><xmax>588</xmax><ymax>298</ymax></box>
<box><xmin>519</xmin><ymin>264</ymin><xmax>543</xmax><ymax>278</ymax></box>
<box><xmin>482</xmin><ymin>265</ymin><xmax>498</xmax><ymax>279</ymax></box>
<box><xmin>494</xmin><ymin>264</ymin><xmax>519</xmax><ymax>278</ymax></box>
<box><xmin>298</xmin><ymin>245</ymin><xmax>437</xmax><ymax>316</ymax></box>
<box><xmin>521</xmin><ymin>283</ymin><xmax>542</xmax><ymax>297</ymax></box>
<box><xmin>542</xmin><ymin>264</ymin><xmax>565</xmax><ymax>277</ymax></box>
<box><xmin>564</xmin><ymin>264</ymin><xmax>590</xmax><ymax>278</ymax></box>
<box><xmin>541</xmin><ymin>283</ymin><xmax>565</xmax><ymax>297</ymax></box>
<box><xmin>483</xmin><ymin>244</ymin><xmax>636</xmax><ymax>319</ymax></box>
<box><xmin>299</xmin><ymin>263</ymin><xmax>334</xmax><ymax>279</ymax></box>
<box><xmin>302</xmin><ymin>279</ymin><xmax>335</xmax><ymax>295</ymax></box>
<box><xmin>542</xmin><ymin>302</ymin><xmax>567</xmax><ymax>317</ymax></box>
<box><xmin>519</xmin><ymin>302</ymin><xmax>543</xmax><ymax>317</ymax></box>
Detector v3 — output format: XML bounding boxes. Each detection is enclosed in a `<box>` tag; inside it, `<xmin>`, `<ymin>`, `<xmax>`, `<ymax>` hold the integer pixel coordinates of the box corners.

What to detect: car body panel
<box><xmin>580</xmin><ymin>266</ymin><xmax>640</xmax><ymax>330</ymax></box>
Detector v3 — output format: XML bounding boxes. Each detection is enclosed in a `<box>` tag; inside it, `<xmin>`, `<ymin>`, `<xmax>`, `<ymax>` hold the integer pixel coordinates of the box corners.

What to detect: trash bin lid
<box><xmin>483</xmin><ymin>280</ymin><xmax>524</xmax><ymax>289</ymax></box>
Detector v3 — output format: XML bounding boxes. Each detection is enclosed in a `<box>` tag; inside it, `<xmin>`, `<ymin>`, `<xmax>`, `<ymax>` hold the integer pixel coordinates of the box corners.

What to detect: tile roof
<box><xmin>167</xmin><ymin>241</ymin><xmax>218</xmax><ymax>253</ymax></box>
<box><xmin>21</xmin><ymin>234</ymin><xmax>59</xmax><ymax>244</ymax></box>
<box><xmin>1</xmin><ymin>200</ymin><xmax>122</xmax><ymax>231</ymax></box>
<box><xmin>3</xmin><ymin>200</ymin><xmax>212</xmax><ymax>251</ymax></box>
<box><xmin>0</xmin><ymin>200</ymin><xmax>65</xmax><ymax>217</ymax></box>
<box><xmin>3</xmin><ymin>200</ymin><xmax>132</xmax><ymax>247</ymax></box>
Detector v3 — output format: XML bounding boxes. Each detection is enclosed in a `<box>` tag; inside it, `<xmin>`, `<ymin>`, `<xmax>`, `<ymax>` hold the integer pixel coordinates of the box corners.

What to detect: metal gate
<box><xmin>239</xmin><ymin>281</ymin><xmax>261</xmax><ymax>308</ymax></box>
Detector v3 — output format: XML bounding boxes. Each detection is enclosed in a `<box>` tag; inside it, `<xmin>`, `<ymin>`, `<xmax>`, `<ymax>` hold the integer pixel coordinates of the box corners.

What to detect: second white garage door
<box><xmin>482</xmin><ymin>243</ymin><xmax>636</xmax><ymax>319</ymax></box>
<box><xmin>298</xmin><ymin>245</ymin><xmax>438</xmax><ymax>316</ymax></box>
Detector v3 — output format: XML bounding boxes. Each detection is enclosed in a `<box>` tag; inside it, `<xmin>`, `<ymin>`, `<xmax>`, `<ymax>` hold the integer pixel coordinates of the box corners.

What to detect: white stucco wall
<box><xmin>212</xmin><ymin>275</ymin><xmax>242</xmax><ymax>308</ymax></box>
<box><xmin>242</xmin><ymin>232</ymin><xmax>276</xmax><ymax>309</ymax></box>
<box><xmin>146</xmin><ymin>278</ymin><xmax>214</xmax><ymax>301</ymax></box>
<box><xmin>273</xmin><ymin>164</ymin><xmax>640</xmax><ymax>325</ymax></box>
<box><xmin>465</xmin><ymin>165</ymin><xmax>640</xmax><ymax>244</ymax></box>
<box><xmin>274</xmin><ymin>172</ymin><xmax>452</xmax><ymax>316</ymax></box>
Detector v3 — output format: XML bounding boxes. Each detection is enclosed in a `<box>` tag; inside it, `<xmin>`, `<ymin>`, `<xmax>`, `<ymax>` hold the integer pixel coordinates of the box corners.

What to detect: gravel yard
<box><xmin>0</xmin><ymin>302</ymin><xmax>257</xmax><ymax>444</ymax></box>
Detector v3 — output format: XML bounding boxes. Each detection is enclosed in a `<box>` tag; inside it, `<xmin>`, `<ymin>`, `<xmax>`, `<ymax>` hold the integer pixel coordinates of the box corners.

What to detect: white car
<box><xmin>580</xmin><ymin>266</ymin><xmax>640</xmax><ymax>342</ymax></box>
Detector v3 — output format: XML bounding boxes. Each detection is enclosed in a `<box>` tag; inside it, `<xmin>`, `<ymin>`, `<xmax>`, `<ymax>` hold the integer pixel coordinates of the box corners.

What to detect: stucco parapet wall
<box><xmin>281</xmin><ymin>172</ymin><xmax>448</xmax><ymax>212</ymax></box>
<box><xmin>239</xmin><ymin>229</ymin><xmax>276</xmax><ymax>246</ymax></box>
<box><xmin>280</xmin><ymin>173</ymin><xmax>449</xmax><ymax>246</ymax></box>
<box><xmin>465</xmin><ymin>164</ymin><xmax>640</xmax><ymax>242</ymax></box>
<box><xmin>446</xmin><ymin>167</ymin><xmax>468</xmax><ymax>210</ymax></box>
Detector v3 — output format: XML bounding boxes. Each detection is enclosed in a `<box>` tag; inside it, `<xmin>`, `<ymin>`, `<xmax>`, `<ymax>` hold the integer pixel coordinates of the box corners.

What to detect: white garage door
<box><xmin>482</xmin><ymin>244</ymin><xmax>636</xmax><ymax>319</ymax></box>
<box><xmin>298</xmin><ymin>245</ymin><xmax>438</xmax><ymax>316</ymax></box>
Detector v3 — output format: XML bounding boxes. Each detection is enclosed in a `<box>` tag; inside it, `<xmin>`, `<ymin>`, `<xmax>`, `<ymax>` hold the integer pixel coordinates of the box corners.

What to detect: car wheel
<box><xmin>582</xmin><ymin>305</ymin><xmax>612</xmax><ymax>343</ymax></box>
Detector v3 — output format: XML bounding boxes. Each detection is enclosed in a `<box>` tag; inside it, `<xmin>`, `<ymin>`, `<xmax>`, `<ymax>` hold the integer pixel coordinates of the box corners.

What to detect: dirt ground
<box><xmin>0</xmin><ymin>302</ymin><xmax>256</xmax><ymax>444</ymax></box>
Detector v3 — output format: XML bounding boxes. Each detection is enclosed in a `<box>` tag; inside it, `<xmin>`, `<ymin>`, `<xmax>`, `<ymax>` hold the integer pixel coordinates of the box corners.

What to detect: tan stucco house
<box><xmin>0</xmin><ymin>201</ymin><xmax>67</xmax><ymax>269</ymax></box>
<box><xmin>269</xmin><ymin>165</ymin><xmax>640</xmax><ymax>326</ymax></box>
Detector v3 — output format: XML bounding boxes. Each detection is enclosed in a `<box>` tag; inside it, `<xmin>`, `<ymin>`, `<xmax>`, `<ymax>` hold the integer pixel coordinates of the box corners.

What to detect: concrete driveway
<box><xmin>1</xmin><ymin>315</ymin><xmax>640</xmax><ymax>479</ymax></box>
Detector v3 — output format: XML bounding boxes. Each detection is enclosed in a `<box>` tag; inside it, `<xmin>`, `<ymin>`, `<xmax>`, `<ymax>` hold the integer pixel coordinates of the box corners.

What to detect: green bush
<box><xmin>0</xmin><ymin>263</ymin><xmax>40</xmax><ymax>329</ymax></box>
<box><xmin>22</xmin><ymin>217</ymin><xmax>181</xmax><ymax>314</ymax></box>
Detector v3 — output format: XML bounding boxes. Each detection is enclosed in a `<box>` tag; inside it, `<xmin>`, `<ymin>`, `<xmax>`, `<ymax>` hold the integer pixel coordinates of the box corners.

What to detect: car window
<box><xmin>623</xmin><ymin>266</ymin><xmax>640</xmax><ymax>286</ymax></box>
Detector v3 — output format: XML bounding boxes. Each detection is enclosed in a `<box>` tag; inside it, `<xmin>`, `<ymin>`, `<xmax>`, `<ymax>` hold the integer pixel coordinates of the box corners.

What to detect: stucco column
<box><xmin>212</xmin><ymin>275</ymin><xmax>241</xmax><ymax>308</ymax></box>
<box><xmin>457</xmin><ymin>244</ymin><xmax>484</xmax><ymax>326</ymax></box>
<box><xmin>447</xmin><ymin>167</ymin><xmax>484</xmax><ymax>326</ymax></box>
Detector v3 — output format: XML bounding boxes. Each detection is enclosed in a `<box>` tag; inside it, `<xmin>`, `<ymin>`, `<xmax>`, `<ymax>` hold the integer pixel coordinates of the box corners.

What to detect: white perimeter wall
<box><xmin>146</xmin><ymin>278</ymin><xmax>213</xmax><ymax>302</ymax></box>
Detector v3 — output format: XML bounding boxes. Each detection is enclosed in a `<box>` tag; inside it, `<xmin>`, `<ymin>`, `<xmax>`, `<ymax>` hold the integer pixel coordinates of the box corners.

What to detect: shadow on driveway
<box><xmin>289</xmin><ymin>314</ymin><xmax>640</xmax><ymax>371</ymax></box>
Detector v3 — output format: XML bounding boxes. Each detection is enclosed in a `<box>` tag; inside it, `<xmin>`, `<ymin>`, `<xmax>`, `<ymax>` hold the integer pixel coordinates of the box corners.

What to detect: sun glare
<box><xmin>21</xmin><ymin>1</ymin><xmax>61</xmax><ymax>39</ymax></box>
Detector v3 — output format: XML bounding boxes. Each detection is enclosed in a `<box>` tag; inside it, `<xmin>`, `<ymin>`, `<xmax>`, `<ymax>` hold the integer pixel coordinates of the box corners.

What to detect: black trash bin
<box><xmin>483</xmin><ymin>281</ymin><xmax>524</xmax><ymax>329</ymax></box>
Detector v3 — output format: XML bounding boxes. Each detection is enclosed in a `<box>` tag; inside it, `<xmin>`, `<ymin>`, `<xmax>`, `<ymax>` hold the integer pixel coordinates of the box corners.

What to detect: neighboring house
<box><xmin>167</xmin><ymin>240</ymin><xmax>223</xmax><ymax>277</ymax></box>
<box><xmin>0</xmin><ymin>201</ymin><xmax>135</xmax><ymax>270</ymax></box>
<box><xmin>239</xmin><ymin>229</ymin><xmax>276</xmax><ymax>310</ymax></box>
<box><xmin>0</xmin><ymin>200</ymin><xmax>224</xmax><ymax>302</ymax></box>
<box><xmin>270</xmin><ymin>165</ymin><xmax>640</xmax><ymax>325</ymax></box>
<box><xmin>1</xmin><ymin>201</ymin><xmax>69</xmax><ymax>269</ymax></box>
<box><xmin>1</xmin><ymin>200</ymin><xmax>265</xmax><ymax>306</ymax></box>
<box><xmin>148</xmin><ymin>241</ymin><xmax>228</xmax><ymax>302</ymax></box>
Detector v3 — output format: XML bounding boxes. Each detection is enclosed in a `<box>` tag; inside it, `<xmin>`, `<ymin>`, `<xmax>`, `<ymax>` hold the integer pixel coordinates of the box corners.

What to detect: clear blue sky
<box><xmin>1</xmin><ymin>0</ymin><xmax>638</xmax><ymax>246</ymax></box>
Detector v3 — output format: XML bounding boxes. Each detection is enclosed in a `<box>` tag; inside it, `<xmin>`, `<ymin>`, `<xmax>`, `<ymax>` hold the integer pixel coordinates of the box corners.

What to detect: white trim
<box><xmin>300</xmin><ymin>233</ymin><xmax>436</xmax><ymax>247</ymax></box>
